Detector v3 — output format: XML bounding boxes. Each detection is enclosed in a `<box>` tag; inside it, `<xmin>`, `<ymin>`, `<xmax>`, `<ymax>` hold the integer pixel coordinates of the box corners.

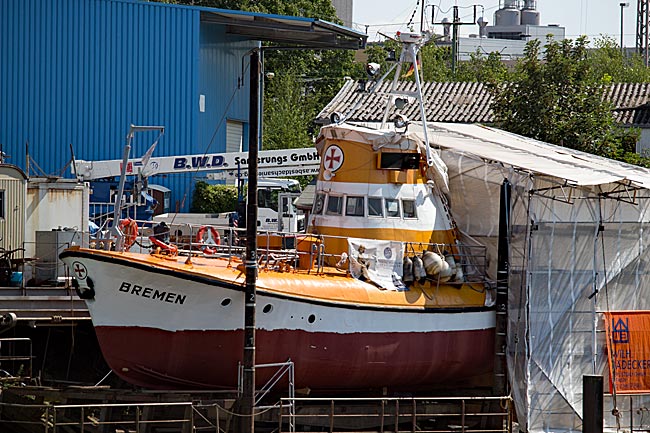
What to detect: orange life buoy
<box><xmin>196</xmin><ymin>225</ymin><xmax>220</xmax><ymax>254</ymax></box>
<box><xmin>148</xmin><ymin>236</ymin><xmax>178</xmax><ymax>255</ymax></box>
<box><xmin>118</xmin><ymin>218</ymin><xmax>138</xmax><ymax>251</ymax></box>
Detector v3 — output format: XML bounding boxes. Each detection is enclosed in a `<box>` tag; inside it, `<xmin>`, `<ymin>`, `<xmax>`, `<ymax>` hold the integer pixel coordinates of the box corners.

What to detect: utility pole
<box><xmin>637</xmin><ymin>0</ymin><xmax>650</xmax><ymax>66</ymax></box>
<box><xmin>433</xmin><ymin>6</ymin><xmax>479</xmax><ymax>74</ymax></box>
<box><xmin>621</xmin><ymin>3</ymin><xmax>630</xmax><ymax>57</ymax></box>
<box><xmin>241</xmin><ymin>48</ymin><xmax>260</xmax><ymax>433</ymax></box>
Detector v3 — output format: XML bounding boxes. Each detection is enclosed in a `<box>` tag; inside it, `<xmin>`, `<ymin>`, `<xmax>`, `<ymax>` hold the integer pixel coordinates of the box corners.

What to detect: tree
<box><xmin>490</xmin><ymin>36</ymin><xmax>645</xmax><ymax>165</ymax></box>
<box><xmin>263</xmin><ymin>68</ymin><xmax>317</xmax><ymax>150</ymax></box>
<box><xmin>587</xmin><ymin>36</ymin><xmax>650</xmax><ymax>83</ymax></box>
<box><xmin>190</xmin><ymin>181</ymin><xmax>239</xmax><ymax>213</ymax></box>
<box><xmin>455</xmin><ymin>50</ymin><xmax>510</xmax><ymax>83</ymax></box>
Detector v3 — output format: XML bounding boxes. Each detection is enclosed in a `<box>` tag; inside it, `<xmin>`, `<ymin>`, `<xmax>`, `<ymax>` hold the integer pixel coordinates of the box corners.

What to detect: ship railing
<box><xmin>84</xmin><ymin>219</ymin><xmax>490</xmax><ymax>283</ymax></box>
<box><xmin>89</xmin><ymin>201</ymin><xmax>140</xmax><ymax>229</ymax></box>
<box><xmin>277</xmin><ymin>395</ymin><xmax>513</xmax><ymax>433</ymax></box>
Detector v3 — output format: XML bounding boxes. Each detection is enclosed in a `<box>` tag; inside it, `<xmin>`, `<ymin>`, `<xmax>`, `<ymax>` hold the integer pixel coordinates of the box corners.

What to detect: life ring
<box><xmin>118</xmin><ymin>218</ymin><xmax>138</xmax><ymax>251</ymax></box>
<box><xmin>148</xmin><ymin>236</ymin><xmax>178</xmax><ymax>255</ymax></box>
<box><xmin>196</xmin><ymin>226</ymin><xmax>220</xmax><ymax>254</ymax></box>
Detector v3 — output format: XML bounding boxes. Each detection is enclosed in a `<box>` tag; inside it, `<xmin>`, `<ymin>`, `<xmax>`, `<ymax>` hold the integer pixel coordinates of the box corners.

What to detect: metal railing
<box><xmin>0</xmin><ymin>394</ymin><xmax>511</xmax><ymax>433</ymax></box>
<box><xmin>1</xmin><ymin>400</ymin><xmax>194</xmax><ymax>432</ymax></box>
<box><xmin>0</xmin><ymin>337</ymin><xmax>33</xmax><ymax>381</ymax></box>
<box><xmin>113</xmin><ymin>218</ymin><xmax>490</xmax><ymax>282</ymax></box>
<box><xmin>278</xmin><ymin>396</ymin><xmax>513</xmax><ymax>433</ymax></box>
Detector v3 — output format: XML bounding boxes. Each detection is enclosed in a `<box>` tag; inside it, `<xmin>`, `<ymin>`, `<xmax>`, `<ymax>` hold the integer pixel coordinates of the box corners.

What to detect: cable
<box><xmin>166</xmin><ymin>60</ymin><xmax>250</xmax><ymax>226</ymax></box>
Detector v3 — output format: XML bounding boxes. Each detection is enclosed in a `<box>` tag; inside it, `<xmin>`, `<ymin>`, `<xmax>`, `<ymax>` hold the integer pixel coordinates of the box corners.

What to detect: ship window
<box><xmin>379</xmin><ymin>152</ymin><xmax>420</xmax><ymax>170</ymax></box>
<box><xmin>345</xmin><ymin>196</ymin><xmax>365</xmax><ymax>216</ymax></box>
<box><xmin>385</xmin><ymin>199</ymin><xmax>400</xmax><ymax>217</ymax></box>
<box><xmin>368</xmin><ymin>197</ymin><xmax>383</xmax><ymax>217</ymax></box>
<box><xmin>402</xmin><ymin>199</ymin><xmax>417</xmax><ymax>218</ymax></box>
<box><xmin>313</xmin><ymin>193</ymin><xmax>325</xmax><ymax>214</ymax></box>
<box><xmin>326</xmin><ymin>195</ymin><xmax>343</xmax><ymax>215</ymax></box>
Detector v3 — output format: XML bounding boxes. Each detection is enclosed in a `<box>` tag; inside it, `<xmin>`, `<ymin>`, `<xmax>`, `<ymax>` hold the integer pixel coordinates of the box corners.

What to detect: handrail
<box><xmin>277</xmin><ymin>395</ymin><xmax>513</xmax><ymax>433</ymax></box>
<box><xmin>67</xmin><ymin>218</ymin><xmax>491</xmax><ymax>283</ymax></box>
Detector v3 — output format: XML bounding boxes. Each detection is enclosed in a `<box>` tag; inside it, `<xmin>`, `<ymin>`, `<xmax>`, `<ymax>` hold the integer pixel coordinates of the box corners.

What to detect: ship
<box><xmin>60</xmin><ymin>31</ymin><xmax>496</xmax><ymax>391</ymax></box>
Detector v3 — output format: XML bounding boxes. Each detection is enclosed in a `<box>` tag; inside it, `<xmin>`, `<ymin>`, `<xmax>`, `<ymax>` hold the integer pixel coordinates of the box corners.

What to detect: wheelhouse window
<box><xmin>326</xmin><ymin>195</ymin><xmax>343</xmax><ymax>215</ymax></box>
<box><xmin>368</xmin><ymin>197</ymin><xmax>383</xmax><ymax>217</ymax></box>
<box><xmin>313</xmin><ymin>193</ymin><xmax>325</xmax><ymax>215</ymax></box>
<box><xmin>402</xmin><ymin>199</ymin><xmax>417</xmax><ymax>218</ymax></box>
<box><xmin>346</xmin><ymin>196</ymin><xmax>365</xmax><ymax>216</ymax></box>
<box><xmin>385</xmin><ymin>199</ymin><xmax>400</xmax><ymax>217</ymax></box>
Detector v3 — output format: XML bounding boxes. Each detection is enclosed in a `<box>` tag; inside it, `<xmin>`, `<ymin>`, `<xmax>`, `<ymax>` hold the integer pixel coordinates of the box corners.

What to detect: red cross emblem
<box><xmin>72</xmin><ymin>261</ymin><xmax>88</xmax><ymax>280</ymax></box>
<box><xmin>324</xmin><ymin>145</ymin><xmax>343</xmax><ymax>171</ymax></box>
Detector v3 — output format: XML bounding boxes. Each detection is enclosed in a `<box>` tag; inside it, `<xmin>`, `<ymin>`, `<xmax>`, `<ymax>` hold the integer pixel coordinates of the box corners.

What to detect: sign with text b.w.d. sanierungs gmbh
<box><xmin>605</xmin><ymin>311</ymin><xmax>650</xmax><ymax>393</ymax></box>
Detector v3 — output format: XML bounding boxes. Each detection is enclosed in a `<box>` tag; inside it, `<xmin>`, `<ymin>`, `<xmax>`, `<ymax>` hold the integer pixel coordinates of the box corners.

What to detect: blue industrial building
<box><xmin>0</xmin><ymin>0</ymin><xmax>364</xmax><ymax>212</ymax></box>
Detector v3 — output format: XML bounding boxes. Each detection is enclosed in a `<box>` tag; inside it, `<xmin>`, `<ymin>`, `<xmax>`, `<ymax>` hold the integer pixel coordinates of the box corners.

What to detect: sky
<box><xmin>352</xmin><ymin>0</ymin><xmax>638</xmax><ymax>47</ymax></box>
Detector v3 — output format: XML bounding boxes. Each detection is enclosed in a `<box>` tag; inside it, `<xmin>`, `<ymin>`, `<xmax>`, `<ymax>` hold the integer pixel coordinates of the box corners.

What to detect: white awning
<box><xmin>426</xmin><ymin>123</ymin><xmax>650</xmax><ymax>188</ymax></box>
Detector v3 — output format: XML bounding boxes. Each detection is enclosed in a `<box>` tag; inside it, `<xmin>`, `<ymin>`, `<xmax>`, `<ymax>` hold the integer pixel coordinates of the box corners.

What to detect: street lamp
<box><xmin>620</xmin><ymin>2</ymin><xmax>630</xmax><ymax>57</ymax></box>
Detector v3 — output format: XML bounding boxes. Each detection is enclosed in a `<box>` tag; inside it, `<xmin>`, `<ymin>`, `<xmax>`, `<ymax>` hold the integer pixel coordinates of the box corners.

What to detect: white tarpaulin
<box><xmin>434</xmin><ymin>126</ymin><xmax>650</xmax><ymax>433</ymax></box>
<box><xmin>345</xmin><ymin>121</ymin><xmax>650</xmax><ymax>432</ymax></box>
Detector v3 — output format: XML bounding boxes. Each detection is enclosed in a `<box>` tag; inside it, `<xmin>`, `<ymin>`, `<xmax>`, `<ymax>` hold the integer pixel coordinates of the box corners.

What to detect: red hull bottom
<box><xmin>96</xmin><ymin>326</ymin><xmax>495</xmax><ymax>391</ymax></box>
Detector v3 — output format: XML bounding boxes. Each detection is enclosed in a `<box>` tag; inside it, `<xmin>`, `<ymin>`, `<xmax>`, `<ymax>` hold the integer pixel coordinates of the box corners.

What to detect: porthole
<box><xmin>263</xmin><ymin>304</ymin><xmax>273</xmax><ymax>314</ymax></box>
<box><xmin>308</xmin><ymin>314</ymin><xmax>316</xmax><ymax>323</ymax></box>
<box><xmin>221</xmin><ymin>298</ymin><xmax>232</xmax><ymax>307</ymax></box>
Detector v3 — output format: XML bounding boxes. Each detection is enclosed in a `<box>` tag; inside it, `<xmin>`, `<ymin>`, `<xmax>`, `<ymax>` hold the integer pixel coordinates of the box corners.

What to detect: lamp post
<box><xmin>620</xmin><ymin>2</ymin><xmax>629</xmax><ymax>57</ymax></box>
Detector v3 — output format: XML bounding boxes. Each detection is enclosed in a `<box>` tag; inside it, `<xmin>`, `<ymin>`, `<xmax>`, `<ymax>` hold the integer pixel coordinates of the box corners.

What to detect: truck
<box><xmin>152</xmin><ymin>178</ymin><xmax>304</xmax><ymax>236</ymax></box>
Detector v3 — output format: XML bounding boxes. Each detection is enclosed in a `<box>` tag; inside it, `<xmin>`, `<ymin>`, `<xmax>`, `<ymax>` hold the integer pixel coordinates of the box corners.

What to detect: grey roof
<box><xmin>317</xmin><ymin>80</ymin><xmax>650</xmax><ymax>127</ymax></box>
<box><xmin>199</xmin><ymin>9</ymin><xmax>366</xmax><ymax>49</ymax></box>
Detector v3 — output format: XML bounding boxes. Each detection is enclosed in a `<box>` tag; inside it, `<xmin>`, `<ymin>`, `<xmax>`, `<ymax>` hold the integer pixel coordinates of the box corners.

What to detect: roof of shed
<box><xmin>199</xmin><ymin>8</ymin><xmax>366</xmax><ymax>49</ymax></box>
<box><xmin>317</xmin><ymin>80</ymin><xmax>650</xmax><ymax>127</ymax></box>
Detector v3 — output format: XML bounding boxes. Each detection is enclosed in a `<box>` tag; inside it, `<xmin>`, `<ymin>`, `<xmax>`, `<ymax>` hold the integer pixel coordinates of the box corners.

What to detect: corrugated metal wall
<box><xmin>0</xmin><ymin>0</ymin><xmax>254</xmax><ymax>211</ymax></box>
<box><xmin>0</xmin><ymin>167</ymin><xmax>27</xmax><ymax>252</ymax></box>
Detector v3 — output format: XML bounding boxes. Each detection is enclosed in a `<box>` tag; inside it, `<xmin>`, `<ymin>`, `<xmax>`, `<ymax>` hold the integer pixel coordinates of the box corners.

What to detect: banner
<box><xmin>604</xmin><ymin>311</ymin><xmax>650</xmax><ymax>393</ymax></box>
<box><xmin>347</xmin><ymin>238</ymin><xmax>405</xmax><ymax>291</ymax></box>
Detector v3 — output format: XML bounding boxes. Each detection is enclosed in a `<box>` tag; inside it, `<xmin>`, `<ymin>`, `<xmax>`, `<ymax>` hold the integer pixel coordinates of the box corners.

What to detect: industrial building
<box><xmin>0</xmin><ymin>0</ymin><xmax>364</xmax><ymax>212</ymax></box>
<box><xmin>436</xmin><ymin>0</ymin><xmax>565</xmax><ymax>61</ymax></box>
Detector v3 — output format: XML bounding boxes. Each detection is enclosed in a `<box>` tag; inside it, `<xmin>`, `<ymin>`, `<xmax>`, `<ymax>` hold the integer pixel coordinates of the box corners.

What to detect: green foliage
<box><xmin>376</xmin><ymin>41</ymin><xmax>510</xmax><ymax>83</ymax></box>
<box><xmin>419</xmin><ymin>43</ymin><xmax>452</xmax><ymax>82</ymax></box>
<box><xmin>587</xmin><ymin>36</ymin><xmax>650</xmax><ymax>83</ymax></box>
<box><xmin>490</xmin><ymin>36</ymin><xmax>646</xmax><ymax>167</ymax></box>
<box><xmin>263</xmin><ymin>68</ymin><xmax>316</xmax><ymax>150</ymax></box>
<box><xmin>455</xmin><ymin>50</ymin><xmax>510</xmax><ymax>83</ymax></box>
<box><xmin>190</xmin><ymin>181</ymin><xmax>239</xmax><ymax>213</ymax></box>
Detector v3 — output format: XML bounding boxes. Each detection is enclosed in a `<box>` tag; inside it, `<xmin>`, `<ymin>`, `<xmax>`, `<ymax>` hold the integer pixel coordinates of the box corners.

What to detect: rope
<box><xmin>405</xmin><ymin>0</ymin><xmax>421</xmax><ymax>30</ymax></box>
<box><xmin>167</xmin><ymin>62</ymin><xmax>249</xmax><ymax>227</ymax></box>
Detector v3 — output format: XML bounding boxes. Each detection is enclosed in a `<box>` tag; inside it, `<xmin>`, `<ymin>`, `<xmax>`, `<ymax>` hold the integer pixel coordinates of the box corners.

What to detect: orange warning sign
<box><xmin>604</xmin><ymin>311</ymin><xmax>650</xmax><ymax>394</ymax></box>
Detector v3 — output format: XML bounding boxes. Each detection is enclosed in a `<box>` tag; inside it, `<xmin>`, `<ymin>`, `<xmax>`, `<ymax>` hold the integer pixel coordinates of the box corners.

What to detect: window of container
<box><xmin>402</xmin><ymin>199</ymin><xmax>417</xmax><ymax>218</ymax></box>
<box><xmin>385</xmin><ymin>199</ymin><xmax>400</xmax><ymax>218</ymax></box>
<box><xmin>326</xmin><ymin>195</ymin><xmax>343</xmax><ymax>215</ymax></box>
<box><xmin>368</xmin><ymin>197</ymin><xmax>383</xmax><ymax>217</ymax></box>
<box><xmin>346</xmin><ymin>196</ymin><xmax>365</xmax><ymax>216</ymax></box>
<box><xmin>0</xmin><ymin>191</ymin><xmax>4</xmax><ymax>219</ymax></box>
<box><xmin>313</xmin><ymin>193</ymin><xmax>325</xmax><ymax>214</ymax></box>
